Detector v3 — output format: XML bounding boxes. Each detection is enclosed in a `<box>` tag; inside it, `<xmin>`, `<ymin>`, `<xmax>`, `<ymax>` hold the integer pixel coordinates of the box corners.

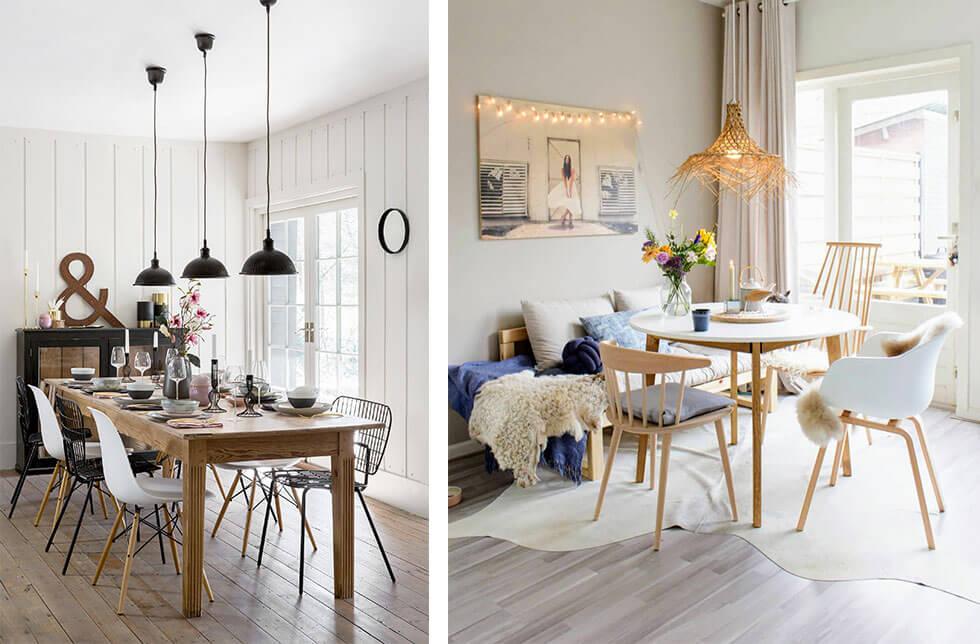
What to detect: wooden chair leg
<box><xmin>241</xmin><ymin>475</ymin><xmax>258</xmax><ymax>557</ymax></box>
<box><xmin>714</xmin><ymin>420</ymin><xmax>738</xmax><ymax>521</ymax></box>
<box><xmin>289</xmin><ymin>487</ymin><xmax>318</xmax><ymax>550</ymax></box>
<box><xmin>896</xmin><ymin>429</ymin><xmax>936</xmax><ymax>549</ymax></box>
<box><xmin>841</xmin><ymin>427</ymin><xmax>853</xmax><ymax>477</ymax></box>
<box><xmin>582</xmin><ymin>429</ymin><xmax>604</xmax><ymax>481</ymax></box>
<box><xmin>830</xmin><ymin>436</ymin><xmax>845</xmax><ymax>487</ymax></box>
<box><xmin>210</xmin><ymin>465</ymin><xmax>226</xmax><ymax>499</ymax></box>
<box><xmin>635</xmin><ymin>435</ymin><xmax>648</xmax><ymax>484</ymax></box>
<box><xmin>766</xmin><ymin>367</ymin><xmax>778</xmax><ymax>413</ymax></box>
<box><xmin>797</xmin><ymin>446</ymin><xmax>828</xmax><ymax>531</ymax></box>
<box><xmin>653</xmin><ymin>433</ymin><xmax>672</xmax><ymax>551</ymax></box>
<box><xmin>909</xmin><ymin>416</ymin><xmax>944</xmax><ymax>512</ymax></box>
<box><xmin>593</xmin><ymin>427</ymin><xmax>623</xmax><ymax>521</ymax></box>
<box><xmin>274</xmin><ymin>482</ymin><xmax>284</xmax><ymax>533</ymax></box>
<box><xmin>162</xmin><ymin>505</ymin><xmax>181</xmax><ymax>574</ymax></box>
<box><xmin>210</xmin><ymin>471</ymin><xmax>241</xmax><ymax>538</ymax></box>
<box><xmin>865</xmin><ymin>427</ymin><xmax>873</xmax><ymax>446</ymax></box>
<box><xmin>202</xmin><ymin>568</ymin><xmax>215</xmax><ymax>602</ymax></box>
<box><xmin>93</xmin><ymin>505</ymin><xmax>126</xmax><ymax>586</ymax></box>
<box><xmin>117</xmin><ymin>508</ymin><xmax>141</xmax><ymax>614</ymax></box>
<box><xmin>51</xmin><ymin>466</ymin><xmax>71</xmax><ymax>529</ymax></box>
<box><xmin>33</xmin><ymin>462</ymin><xmax>62</xmax><ymax>526</ymax></box>
<box><xmin>648</xmin><ymin>433</ymin><xmax>656</xmax><ymax>490</ymax></box>
<box><xmin>729</xmin><ymin>351</ymin><xmax>739</xmax><ymax>445</ymax></box>
<box><xmin>94</xmin><ymin>482</ymin><xmax>109</xmax><ymax>520</ymax></box>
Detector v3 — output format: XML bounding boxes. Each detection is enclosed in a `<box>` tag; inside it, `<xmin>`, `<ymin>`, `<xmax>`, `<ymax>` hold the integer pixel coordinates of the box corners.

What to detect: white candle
<box><xmin>35</xmin><ymin>263</ymin><xmax>39</xmax><ymax>293</ymax></box>
<box><xmin>124</xmin><ymin>329</ymin><xmax>130</xmax><ymax>353</ymax></box>
<box><xmin>153</xmin><ymin>331</ymin><xmax>159</xmax><ymax>349</ymax></box>
<box><xmin>24</xmin><ymin>248</ymin><xmax>28</xmax><ymax>270</ymax></box>
<box><xmin>212</xmin><ymin>332</ymin><xmax>217</xmax><ymax>363</ymax></box>
<box><xmin>729</xmin><ymin>260</ymin><xmax>737</xmax><ymax>299</ymax></box>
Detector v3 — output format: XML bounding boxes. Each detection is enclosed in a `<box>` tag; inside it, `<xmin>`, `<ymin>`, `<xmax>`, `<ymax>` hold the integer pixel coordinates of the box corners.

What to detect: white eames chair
<box><xmin>89</xmin><ymin>409</ymin><xmax>216</xmax><ymax>614</ymax></box>
<box><xmin>797</xmin><ymin>327</ymin><xmax>952</xmax><ymax>550</ymax></box>
<box><xmin>28</xmin><ymin>385</ymin><xmax>100</xmax><ymax>528</ymax></box>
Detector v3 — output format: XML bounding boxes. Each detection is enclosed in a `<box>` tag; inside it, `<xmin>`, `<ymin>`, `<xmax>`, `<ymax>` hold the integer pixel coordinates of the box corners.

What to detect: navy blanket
<box><xmin>448</xmin><ymin>356</ymin><xmax>588</xmax><ymax>484</ymax></box>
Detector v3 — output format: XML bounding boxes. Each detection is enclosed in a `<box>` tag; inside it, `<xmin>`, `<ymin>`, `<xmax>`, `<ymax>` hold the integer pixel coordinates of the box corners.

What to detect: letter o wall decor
<box><xmin>378</xmin><ymin>207</ymin><xmax>410</xmax><ymax>254</ymax></box>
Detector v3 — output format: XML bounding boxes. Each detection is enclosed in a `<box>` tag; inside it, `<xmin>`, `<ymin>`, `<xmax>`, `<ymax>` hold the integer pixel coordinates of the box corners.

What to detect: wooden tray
<box><xmin>710</xmin><ymin>309</ymin><xmax>791</xmax><ymax>324</ymax></box>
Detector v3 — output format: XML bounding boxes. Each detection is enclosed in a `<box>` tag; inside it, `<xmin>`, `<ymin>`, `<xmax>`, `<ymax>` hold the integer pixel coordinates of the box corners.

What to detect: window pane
<box><xmin>852</xmin><ymin>90</ymin><xmax>950</xmax><ymax>305</ymax></box>
<box><xmin>340</xmin><ymin>354</ymin><xmax>358</xmax><ymax>396</ymax></box>
<box><xmin>288</xmin><ymin>219</ymin><xmax>304</xmax><ymax>261</ymax></box>
<box><xmin>318</xmin><ymin>352</ymin><xmax>338</xmax><ymax>396</ymax></box>
<box><xmin>288</xmin><ymin>350</ymin><xmax>304</xmax><ymax>389</ymax></box>
<box><xmin>340</xmin><ymin>208</ymin><xmax>358</xmax><ymax>257</ymax></box>
<box><xmin>796</xmin><ymin>87</ymin><xmax>828</xmax><ymax>294</ymax></box>
<box><xmin>317</xmin><ymin>306</ymin><xmax>337</xmax><ymax>352</ymax></box>
<box><xmin>318</xmin><ymin>211</ymin><xmax>337</xmax><ymax>258</ymax></box>
<box><xmin>287</xmin><ymin>307</ymin><xmax>303</xmax><ymax>350</ymax></box>
<box><xmin>269</xmin><ymin>275</ymin><xmax>288</xmax><ymax>305</ymax></box>
<box><xmin>340</xmin><ymin>258</ymin><xmax>358</xmax><ymax>305</ymax></box>
<box><xmin>318</xmin><ymin>260</ymin><xmax>337</xmax><ymax>305</ymax></box>
<box><xmin>269</xmin><ymin>306</ymin><xmax>286</xmax><ymax>347</ymax></box>
<box><xmin>270</xmin><ymin>348</ymin><xmax>286</xmax><ymax>386</ymax></box>
<box><xmin>340</xmin><ymin>306</ymin><xmax>358</xmax><ymax>354</ymax></box>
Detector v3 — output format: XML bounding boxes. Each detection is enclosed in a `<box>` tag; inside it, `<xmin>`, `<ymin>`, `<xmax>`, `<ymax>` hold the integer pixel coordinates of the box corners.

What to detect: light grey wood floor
<box><xmin>449</xmin><ymin>406</ymin><xmax>980</xmax><ymax>643</ymax></box>
<box><xmin>0</xmin><ymin>467</ymin><xmax>428</xmax><ymax>643</ymax></box>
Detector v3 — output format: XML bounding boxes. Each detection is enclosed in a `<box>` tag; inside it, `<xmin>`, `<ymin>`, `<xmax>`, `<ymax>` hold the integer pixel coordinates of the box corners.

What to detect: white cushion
<box><xmin>613</xmin><ymin>287</ymin><xmax>661</xmax><ymax>312</ymax></box>
<box><xmin>521</xmin><ymin>295</ymin><xmax>614</xmax><ymax>369</ymax></box>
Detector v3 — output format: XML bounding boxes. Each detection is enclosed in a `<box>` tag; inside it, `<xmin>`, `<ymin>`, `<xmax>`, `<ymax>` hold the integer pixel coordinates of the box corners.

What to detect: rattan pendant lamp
<box><xmin>241</xmin><ymin>0</ymin><xmax>297</xmax><ymax>276</ymax></box>
<box><xmin>182</xmin><ymin>33</ymin><xmax>230</xmax><ymax>279</ymax></box>
<box><xmin>134</xmin><ymin>66</ymin><xmax>177</xmax><ymax>286</ymax></box>
<box><xmin>670</xmin><ymin>0</ymin><xmax>790</xmax><ymax>202</ymax></box>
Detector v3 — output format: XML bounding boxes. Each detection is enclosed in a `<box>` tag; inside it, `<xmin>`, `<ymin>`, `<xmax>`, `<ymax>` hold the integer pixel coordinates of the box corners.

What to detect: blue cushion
<box><xmin>580</xmin><ymin>310</ymin><xmax>645</xmax><ymax>349</ymax></box>
<box><xmin>561</xmin><ymin>337</ymin><xmax>603</xmax><ymax>374</ymax></box>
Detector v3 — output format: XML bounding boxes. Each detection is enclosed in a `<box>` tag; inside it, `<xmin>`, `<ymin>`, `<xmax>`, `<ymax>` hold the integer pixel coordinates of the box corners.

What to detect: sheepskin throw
<box><xmin>469</xmin><ymin>371</ymin><xmax>607</xmax><ymax>487</ymax></box>
<box><xmin>796</xmin><ymin>386</ymin><xmax>843</xmax><ymax>446</ymax></box>
<box><xmin>880</xmin><ymin>312</ymin><xmax>963</xmax><ymax>357</ymax></box>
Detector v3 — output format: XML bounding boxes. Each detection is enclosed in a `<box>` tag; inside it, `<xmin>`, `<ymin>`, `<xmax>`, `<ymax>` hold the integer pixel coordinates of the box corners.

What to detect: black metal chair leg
<box><xmin>153</xmin><ymin>504</ymin><xmax>166</xmax><ymax>565</ymax></box>
<box><xmin>45</xmin><ymin>478</ymin><xmax>79</xmax><ymax>552</ymax></box>
<box><xmin>257</xmin><ymin>478</ymin><xmax>276</xmax><ymax>569</ymax></box>
<box><xmin>7</xmin><ymin>444</ymin><xmax>37</xmax><ymax>519</ymax></box>
<box><xmin>62</xmin><ymin>483</ymin><xmax>93</xmax><ymax>575</ymax></box>
<box><xmin>299</xmin><ymin>488</ymin><xmax>309</xmax><ymax>595</ymax></box>
<box><xmin>358</xmin><ymin>489</ymin><xmax>396</xmax><ymax>582</ymax></box>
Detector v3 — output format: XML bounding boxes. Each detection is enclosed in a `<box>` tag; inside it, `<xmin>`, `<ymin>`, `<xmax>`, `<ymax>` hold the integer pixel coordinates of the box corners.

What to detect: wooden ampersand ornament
<box><xmin>56</xmin><ymin>252</ymin><xmax>124</xmax><ymax>328</ymax></box>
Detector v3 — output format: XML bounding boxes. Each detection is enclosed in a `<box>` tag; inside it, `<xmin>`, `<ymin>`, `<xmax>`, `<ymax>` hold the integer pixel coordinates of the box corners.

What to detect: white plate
<box><xmin>274</xmin><ymin>403</ymin><xmax>342</xmax><ymax>418</ymax></box>
<box><xmin>148</xmin><ymin>410</ymin><xmax>203</xmax><ymax>420</ymax></box>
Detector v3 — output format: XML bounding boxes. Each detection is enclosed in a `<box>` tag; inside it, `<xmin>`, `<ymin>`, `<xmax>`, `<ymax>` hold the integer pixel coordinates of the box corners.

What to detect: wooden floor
<box><xmin>449</xmin><ymin>407</ymin><xmax>980</xmax><ymax>643</ymax></box>
<box><xmin>0</xmin><ymin>467</ymin><xmax>428</xmax><ymax>643</ymax></box>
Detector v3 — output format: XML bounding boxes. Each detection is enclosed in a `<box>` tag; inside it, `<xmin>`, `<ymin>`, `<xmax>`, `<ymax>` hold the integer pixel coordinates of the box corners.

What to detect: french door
<box><xmin>265</xmin><ymin>197</ymin><xmax>361</xmax><ymax>400</ymax></box>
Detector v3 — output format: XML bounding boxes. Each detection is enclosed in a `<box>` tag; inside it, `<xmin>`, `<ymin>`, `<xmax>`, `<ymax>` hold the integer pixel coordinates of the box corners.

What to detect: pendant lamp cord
<box><xmin>203</xmin><ymin>49</ymin><xmax>208</xmax><ymax>247</ymax></box>
<box><xmin>153</xmin><ymin>83</ymin><xmax>159</xmax><ymax>261</ymax></box>
<box><xmin>730</xmin><ymin>0</ymin><xmax>737</xmax><ymax>103</ymax></box>
<box><xmin>265</xmin><ymin>3</ymin><xmax>272</xmax><ymax>240</ymax></box>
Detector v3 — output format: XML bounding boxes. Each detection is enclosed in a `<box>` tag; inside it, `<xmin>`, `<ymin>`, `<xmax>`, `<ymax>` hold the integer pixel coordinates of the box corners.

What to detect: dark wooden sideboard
<box><xmin>14</xmin><ymin>327</ymin><xmax>173</xmax><ymax>474</ymax></box>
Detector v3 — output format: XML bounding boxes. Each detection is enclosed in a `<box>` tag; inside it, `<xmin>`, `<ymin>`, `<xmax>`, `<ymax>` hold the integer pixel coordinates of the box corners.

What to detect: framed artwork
<box><xmin>476</xmin><ymin>94</ymin><xmax>640</xmax><ymax>240</ymax></box>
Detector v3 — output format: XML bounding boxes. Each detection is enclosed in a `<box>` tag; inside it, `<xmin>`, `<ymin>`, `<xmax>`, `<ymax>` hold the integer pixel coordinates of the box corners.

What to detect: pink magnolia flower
<box><xmin>186</xmin><ymin>332</ymin><xmax>199</xmax><ymax>346</ymax></box>
<box><xmin>189</xmin><ymin>290</ymin><xmax>201</xmax><ymax>305</ymax></box>
<box><xmin>196</xmin><ymin>307</ymin><xmax>208</xmax><ymax>319</ymax></box>
<box><xmin>169</xmin><ymin>313</ymin><xmax>182</xmax><ymax>328</ymax></box>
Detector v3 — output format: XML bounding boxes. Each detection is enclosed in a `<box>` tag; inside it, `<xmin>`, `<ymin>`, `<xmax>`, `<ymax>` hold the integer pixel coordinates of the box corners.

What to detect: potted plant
<box><xmin>159</xmin><ymin>281</ymin><xmax>214</xmax><ymax>399</ymax></box>
<box><xmin>641</xmin><ymin>210</ymin><xmax>717</xmax><ymax>316</ymax></box>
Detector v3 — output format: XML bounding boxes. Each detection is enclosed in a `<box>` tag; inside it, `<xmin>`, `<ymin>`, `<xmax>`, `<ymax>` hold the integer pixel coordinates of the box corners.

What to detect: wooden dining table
<box><xmin>629</xmin><ymin>303</ymin><xmax>860</xmax><ymax>528</ymax></box>
<box><xmin>43</xmin><ymin>378</ymin><xmax>385</xmax><ymax>618</ymax></box>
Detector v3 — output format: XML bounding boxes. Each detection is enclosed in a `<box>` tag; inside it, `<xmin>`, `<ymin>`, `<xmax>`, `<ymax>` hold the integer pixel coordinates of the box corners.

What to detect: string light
<box><xmin>478</xmin><ymin>96</ymin><xmax>640</xmax><ymax>128</ymax></box>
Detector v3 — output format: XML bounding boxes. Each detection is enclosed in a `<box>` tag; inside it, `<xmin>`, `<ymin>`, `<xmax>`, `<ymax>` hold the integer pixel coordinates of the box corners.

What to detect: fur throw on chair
<box><xmin>469</xmin><ymin>371</ymin><xmax>607</xmax><ymax>487</ymax></box>
<box><xmin>880</xmin><ymin>312</ymin><xmax>963</xmax><ymax>357</ymax></box>
<box><xmin>796</xmin><ymin>386</ymin><xmax>843</xmax><ymax>446</ymax></box>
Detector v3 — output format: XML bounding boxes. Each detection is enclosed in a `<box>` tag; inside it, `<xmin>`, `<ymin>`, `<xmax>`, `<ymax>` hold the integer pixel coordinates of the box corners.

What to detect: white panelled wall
<box><xmin>0</xmin><ymin>127</ymin><xmax>248</xmax><ymax>469</ymax></box>
<box><xmin>244</xmin><ymin>79</ymin><xmax>428</xmax><ymax>516</ymax></box>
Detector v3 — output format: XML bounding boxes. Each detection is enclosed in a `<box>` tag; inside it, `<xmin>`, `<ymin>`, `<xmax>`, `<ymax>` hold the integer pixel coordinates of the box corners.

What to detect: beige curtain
<box><xmin>715</xmin><ymin>0</ymin><xmax>797</xmax><ymax>299</ymax></box>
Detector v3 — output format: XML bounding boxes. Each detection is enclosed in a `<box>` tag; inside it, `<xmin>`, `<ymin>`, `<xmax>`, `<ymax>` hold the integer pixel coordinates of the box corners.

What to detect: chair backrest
<box><xmin>599</xmin><ymin>341</ymin><xmax>711</xmax><ymax>429</ymax></box>
<box><xmin>812</xmin><ymin>241</ymin><xmax>880</xmax><ymax>354</ymax></box>
<box><xmin>28</xmin><ymin>385</ymin><xmax>65</xmax><ymax>461</ymax></box>
<box><xmin>55</xmin><ymin>396</ymin><xmax>87</xmax><ymax>433</ymax></box>
<box><xmin>55</xmin><ymin>397</ymin><xmax>90</xmax><ymax>476</ymax></box>
<box><xmin>90</xmin><ymin>409</ymin><xmax>144</xmax><ymax>505</ymax></box>
<box><xmin>329</xmin><ymin>396</ymin><xmax>392</xmax><ymax>477</ymax></box>
<box><xmin>16</xmin><ymin>377</ymin><xmax>36</xmax><ymax>446</ymax></box>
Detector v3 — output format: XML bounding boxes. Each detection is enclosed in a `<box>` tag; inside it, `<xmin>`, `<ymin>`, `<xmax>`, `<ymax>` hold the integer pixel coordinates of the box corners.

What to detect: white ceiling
<box><xmin>0</xmin><ymin>0</ymin><xmax>427</xmax><ymax>142</ymax></box>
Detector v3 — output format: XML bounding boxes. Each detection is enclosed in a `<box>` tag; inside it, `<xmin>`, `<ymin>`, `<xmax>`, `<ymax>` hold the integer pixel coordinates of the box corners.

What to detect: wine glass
<box><xmin>134</xmin><ymin>351</ymin><xmax>152</xmax><ymax>380</ymax></box>
<box><xmin>250</xmin><ymin>359</ymin><xmax>269</xmax><ymax>398</ymax></box>
<box><xmin>110</xmin><ymin>346</ymin><xmax>126</xmax><ymax>379</ymax></box>
<box><xmin>167</xmin><ymin>356</ymin><xmax>188</xmax><ymax>400</ymax></box>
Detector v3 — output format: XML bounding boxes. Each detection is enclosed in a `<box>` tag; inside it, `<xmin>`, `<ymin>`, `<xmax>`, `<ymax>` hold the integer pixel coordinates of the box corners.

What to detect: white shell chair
<box><xmin>797</xmin><ymin>328</ymin><xmax>952</xmax><ymax>550</ymax></box>
<box><xmin>88</xmin><ymin>409</ymin><xmax>215</xmax><ymax>614</ymax></box>
<box><xmin>28</xmin><ymin>385</ymin><xmax>101</xmax><ymax>528</ymax></box>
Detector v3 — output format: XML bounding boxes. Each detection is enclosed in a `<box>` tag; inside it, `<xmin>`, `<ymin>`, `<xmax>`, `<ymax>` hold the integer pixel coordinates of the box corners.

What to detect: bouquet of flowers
<box><xmin>159</xmin><ymin>280</ymin><xmax>214</xmax><ymax>367</ymax></box>
<box><xmin>641</xmin><ymin>210</ymin><xmax>717</xmax><ymax>315</ymax></box>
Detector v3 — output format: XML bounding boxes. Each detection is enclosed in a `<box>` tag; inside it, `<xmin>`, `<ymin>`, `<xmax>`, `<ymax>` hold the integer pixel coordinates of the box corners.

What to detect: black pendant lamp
<box><xmin>135</xmin><ymin>66</ymin><xmax>177</xmax><ymax>287</ymax></box>
<box><xmin>182</xmin><ymin>33</ymin><xmax>229</xmax><ymax>279</ymax></box>
<box><xmin>241</xmin><ymin>0</ymin><xmax>297</xmax><ymax>276</ymax></box>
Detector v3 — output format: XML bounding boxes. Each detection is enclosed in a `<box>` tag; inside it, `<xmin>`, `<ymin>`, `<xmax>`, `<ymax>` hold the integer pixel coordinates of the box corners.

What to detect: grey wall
<box><xmin>449</xmin><ymin>0</ymin><xmax>723</xmax><ymax>444</ymax></box>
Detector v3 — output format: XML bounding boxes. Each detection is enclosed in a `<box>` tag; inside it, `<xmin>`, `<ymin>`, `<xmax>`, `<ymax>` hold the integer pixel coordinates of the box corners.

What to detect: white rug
<box><xmin>449</xmin><ymin>398</ymin><xmax>980</xmax><ymax>603</ymax></box>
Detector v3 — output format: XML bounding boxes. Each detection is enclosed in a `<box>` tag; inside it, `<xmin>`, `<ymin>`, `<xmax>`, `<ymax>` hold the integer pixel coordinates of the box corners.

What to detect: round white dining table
<box><xmin>630</xmin><ymin>302</ymin><xmax>860</xmax><ymax>527</ymax></box>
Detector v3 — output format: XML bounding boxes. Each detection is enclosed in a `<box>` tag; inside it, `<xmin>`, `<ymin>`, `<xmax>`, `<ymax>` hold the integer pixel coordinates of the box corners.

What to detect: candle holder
<box><xmin>121</xmin><ymin>352</ymin><xmax>135</xmax><ymax>383</ymax></box>
<box><xmin>203</xmin><ymin>359</ymin><xmax>225</xmax><ymax>413</ymax></box>
<box><xmin>236</xmin><ymin>374</ymin><xmax>262</xmax><ymax>418</ymax></box>
<box><xmin>150</xmin><ymin>346</ymin><xmax>162</xmax><ymax>384</ymax></box>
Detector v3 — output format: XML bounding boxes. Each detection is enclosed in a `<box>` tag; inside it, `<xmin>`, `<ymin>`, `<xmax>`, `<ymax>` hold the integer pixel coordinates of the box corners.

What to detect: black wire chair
<box><xmin>45</xmin><ymin>396</ymin><xmax>160</xmax><ymax>575</ymax></box>
<box><xmin>257</xmin><ymin>396</ymin><xmax>395</xmax><ymax>593</ymax></box>
<box><xmin>8</xmin><ymin>377</ymin><xmax>43</xmax><ymax>519</ymax></box>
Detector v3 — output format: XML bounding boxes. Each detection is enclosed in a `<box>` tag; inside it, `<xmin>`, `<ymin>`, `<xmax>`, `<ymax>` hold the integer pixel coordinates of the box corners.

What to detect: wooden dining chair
<box><xmin>593</xmin><ymin>341</ymin><xmax>738</xmax><ymax>551</ymax></box>
<box><xmin>763</xmin><ymin>242</ymin><xmax>880</xmax><ymax>441</ymax></box>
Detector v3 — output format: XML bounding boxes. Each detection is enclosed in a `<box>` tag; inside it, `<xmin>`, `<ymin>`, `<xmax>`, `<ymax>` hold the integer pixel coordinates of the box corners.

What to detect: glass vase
<box><xmin>661</xmin><ymin>276</ymin><xmax>693</xmax><ymax>317</ymax></box>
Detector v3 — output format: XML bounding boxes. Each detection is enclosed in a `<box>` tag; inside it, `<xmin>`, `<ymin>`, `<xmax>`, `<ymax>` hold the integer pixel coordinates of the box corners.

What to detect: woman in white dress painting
<box><xmin>548</xmin><ymin>153</ymin><xmax>582</xmax><ymax>228</ymax></box>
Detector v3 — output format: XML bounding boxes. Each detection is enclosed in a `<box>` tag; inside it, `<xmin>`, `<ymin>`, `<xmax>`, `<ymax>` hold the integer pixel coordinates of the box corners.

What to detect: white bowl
<box><xmin>93</xmin><ymin>377</ymin><xmax>121</xmax><ymax>389</ymax></box>
<box><xmin>162</xmin><ymin>398</ymin><xmax>200</xmax><ymax>413</ymax></box>
<box><xmin>126</xmin><ymin>381</ymin><xmax>155</xmax><ymax>390</ymax></box>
